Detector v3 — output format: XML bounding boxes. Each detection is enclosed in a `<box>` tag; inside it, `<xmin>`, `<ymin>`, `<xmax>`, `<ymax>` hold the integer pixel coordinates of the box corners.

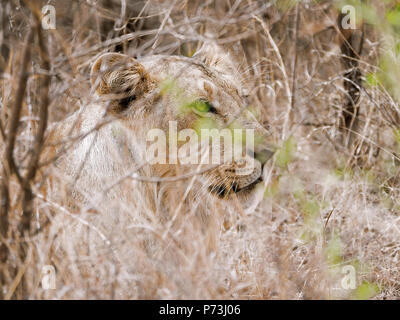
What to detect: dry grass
<box><xmin>0</xmin><ymin>0</ymin><xmax>400</xmax><ymax>299</ymax></box>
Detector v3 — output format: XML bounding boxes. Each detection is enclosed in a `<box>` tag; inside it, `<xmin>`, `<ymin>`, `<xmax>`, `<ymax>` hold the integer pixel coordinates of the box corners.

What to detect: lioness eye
<box><xmin>192</xmin><ymin>99</ymin><xmax>218</xmax><ymax>114</ymax></box>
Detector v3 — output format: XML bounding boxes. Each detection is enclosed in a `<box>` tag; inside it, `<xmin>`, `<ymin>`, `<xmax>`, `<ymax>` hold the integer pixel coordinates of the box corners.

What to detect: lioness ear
<box><xmin>193</xmin><ymin>41</ymin><xmax>235</xmax><ymax>74</ymax></box>
<box><xmin>90</xmin><ymin>53</ymin><xmax>151</xmax><ymax>101</ymax></box>
<box><xmin>193</xmin><ymin>41</ymin><xmax>242</xmax><ymax>89</ymax></box>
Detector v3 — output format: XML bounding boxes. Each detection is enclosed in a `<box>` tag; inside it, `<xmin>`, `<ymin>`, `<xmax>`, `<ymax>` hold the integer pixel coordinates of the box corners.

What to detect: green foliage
<box><xmin>365</xmin><ymin>72</ymin><xmax>379</xmax><ymax>87</ymax></box>
<box><xmin>276</xmin><ymin>0</ymin><xmax>298</xmax><ymax>12</ymax></box>
<box><xmin>351</xmin><ymin>281</ymin><xmax>380</xmax><ymax>300</ymax></box>
<box><xmin>334</xmin><ymin>166</ymin><xmax>354</xmax><ymax>181</ymax></box>
<box><xmin>326</xmin><ymin>232</ymin><xmax>344</xmax><ymax>265</ymax></box>
<box><xmin>386</xmin><ymin>4</ymin><xmax>400</xmax><ymax>27</ymax></box>
<box><xmin>264</xmin><ymin>178</ymin><xmax>280</xmax><ymax>198</ymax></box>
<box><xmin>275</xmin><ymin>136</ymin><xmax>297</xmax><ymax>169</ymax></box>
<box><xmin>297</xmin><ymin>193</ymin><xmax>324</xmax><ymax>242</ymax></box>
<box><xmin>393</xmin><ymin>128</ymin><xmax>400</xmax><ymax>153</ymax></box>
<box><xmin>339</xmin><ymin>0</ymin><xmax>400</xmax><ymax>102</ymax></box>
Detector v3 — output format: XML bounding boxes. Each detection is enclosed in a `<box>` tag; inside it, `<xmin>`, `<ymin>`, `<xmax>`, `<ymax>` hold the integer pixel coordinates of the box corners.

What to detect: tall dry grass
<box><xmin>0</xmin><ymin>0</ymin><xmax>399</xmax><ymax>299</ymax></box>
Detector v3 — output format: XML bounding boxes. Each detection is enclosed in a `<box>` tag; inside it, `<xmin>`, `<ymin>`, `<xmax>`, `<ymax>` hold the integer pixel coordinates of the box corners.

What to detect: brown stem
<box><xmin>21</xmin><ymin>23</ymin><xmax>51</xmax><ymax>233</ymax></box>
<box><xmin>337</xmin><ymin>12</ymin><xmax>364</xmax><ymax>147</ymax></box>
<box><xmin>0</xmin><ymin>27</ymin><xmax>34</xmax><ymax>299</ymax></box>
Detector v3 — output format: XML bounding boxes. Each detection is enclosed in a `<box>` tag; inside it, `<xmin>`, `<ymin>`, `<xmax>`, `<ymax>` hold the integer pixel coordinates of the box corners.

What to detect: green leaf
<box><xmin>386</xmin><ymin>5</ymin><xmax>400</xmax><ymax>28</ymax></box>
<box><xmin>264</xmin><ymin>178</ymin><xmax>280</xmax><ymax>198</ymax></box>
<box><xmin>352</xmin><ymin>281</ymin><xmax>380</xmax><ymax>300</ymax></box>
<box><xmin>326</xmin><ymin>233</ymin><xmax>343</xmax><ymax>266</ymax></box>
<box><xmin>275</xmin><ymin>136</ymin><xmax>297</xmax><ymax>168</ymax></box>
<box><xmin>365</xmin><ymin>72</ymin><xmax>379</xmax><ymax>87</ymax></box>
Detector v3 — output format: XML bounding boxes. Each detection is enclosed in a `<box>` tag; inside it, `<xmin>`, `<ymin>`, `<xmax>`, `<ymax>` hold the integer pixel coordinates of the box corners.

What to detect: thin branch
<box><xmin>290</xmin><ymin>2</ymin><xmax>300</xmax><ymax>127</ymax></box>
<box><xmin>0</xmin><ymin>26</ymin><xmax>34</xmax><ymax>300</ymax></box>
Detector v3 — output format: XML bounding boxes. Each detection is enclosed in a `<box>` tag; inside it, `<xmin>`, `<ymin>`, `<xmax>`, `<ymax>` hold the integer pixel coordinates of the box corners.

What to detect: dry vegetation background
<box><xmin>1</xmin><ymin>0</ymin><xmax>400</xmax><ymax>299</ymax></box>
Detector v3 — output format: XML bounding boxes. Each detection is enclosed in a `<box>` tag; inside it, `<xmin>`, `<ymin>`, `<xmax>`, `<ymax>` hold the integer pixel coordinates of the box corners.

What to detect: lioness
<box><xmin>43</xmin><ymin>44</ymin><xmax>274</xmax><ymax>248</ymax></box>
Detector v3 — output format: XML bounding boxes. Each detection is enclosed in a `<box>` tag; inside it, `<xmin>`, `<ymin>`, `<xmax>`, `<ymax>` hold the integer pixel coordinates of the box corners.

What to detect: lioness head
<box><xmin>88</xmin><ymin>45</ymin><xmax>274</xmax><ymax>203</ymax></box>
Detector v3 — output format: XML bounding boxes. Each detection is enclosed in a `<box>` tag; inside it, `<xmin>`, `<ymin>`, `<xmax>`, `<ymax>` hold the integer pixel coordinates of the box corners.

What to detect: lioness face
<box><xmin>90</xmin><ymin>51</ymin><xmax>273</xmax><ymax>200</ymax></box>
